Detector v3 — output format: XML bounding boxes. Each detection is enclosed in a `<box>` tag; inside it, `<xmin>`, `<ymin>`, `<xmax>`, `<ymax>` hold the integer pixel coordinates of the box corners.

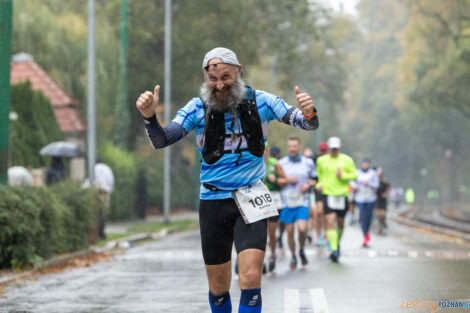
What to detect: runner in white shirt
<box><xmin>278</xmin><ymin>137</ymin><xmax>316</xmax><ymax>269</ymax></box>
<box><xmin>353</xmin><ymin>158</ymin><xmax>379</xmax><ymax>247</ymax></box>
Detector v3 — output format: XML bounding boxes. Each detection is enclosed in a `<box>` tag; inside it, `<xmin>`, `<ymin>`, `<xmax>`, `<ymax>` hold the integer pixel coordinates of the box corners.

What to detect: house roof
<box><xmin>10</xmin><ymin>53</ymin><xmax>87</xmax><ymax>134</ymax></box>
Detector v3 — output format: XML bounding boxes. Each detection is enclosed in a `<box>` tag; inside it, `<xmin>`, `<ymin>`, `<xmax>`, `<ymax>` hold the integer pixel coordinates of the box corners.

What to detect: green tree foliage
<box><xmin>12</xmin><ymin>0</ymin><xmax>120</xmax><ymax>147</ymax></box>
<box><xmin>400</xmin><ymin>0</ymin><xmax>470</xmax><ymax>117</ymax></box>
<box><xmin>10</xmin><ymin>81</ymin><xmax>64</xmax><ymax>167</ymax></box>
<box><xmin>340</xmin><ymin>0</ymin><xmax>470</xmax><ymax>203</ymax></box>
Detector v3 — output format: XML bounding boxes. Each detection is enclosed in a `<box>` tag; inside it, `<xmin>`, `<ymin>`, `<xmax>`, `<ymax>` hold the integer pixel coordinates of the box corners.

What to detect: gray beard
<box><xmin>199</xmin><ymin>76</ymin><xmax>246</xmax><ymax>112</ymax></box>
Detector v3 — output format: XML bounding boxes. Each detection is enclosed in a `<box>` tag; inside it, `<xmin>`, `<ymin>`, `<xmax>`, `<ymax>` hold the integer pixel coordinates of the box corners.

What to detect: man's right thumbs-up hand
<box><xmin>136</xmin><ymin>85</ymin><xmax>160</xmax><ymax>119</ymax></box>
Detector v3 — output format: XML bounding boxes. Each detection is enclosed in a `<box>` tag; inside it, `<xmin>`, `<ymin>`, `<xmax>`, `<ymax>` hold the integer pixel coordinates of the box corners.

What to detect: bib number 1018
<box><xmin>248</xmin><ymin>193</ymin><xmax>272</xmax><ymax>208</ymax></box>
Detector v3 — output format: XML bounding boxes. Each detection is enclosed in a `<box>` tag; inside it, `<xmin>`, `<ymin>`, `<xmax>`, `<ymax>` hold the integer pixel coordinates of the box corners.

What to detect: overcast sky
<box><xmin>316</xmin><ymin>0</ymin><xmax>358</xmax><ymax>15</ymax></box>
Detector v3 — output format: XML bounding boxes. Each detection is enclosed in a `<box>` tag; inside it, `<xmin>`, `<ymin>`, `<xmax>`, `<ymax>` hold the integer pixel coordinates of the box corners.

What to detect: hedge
<box><xmin>0</xmin><ymin>182</ymin><xmax>99</xmax><ymax>269</ymax></box>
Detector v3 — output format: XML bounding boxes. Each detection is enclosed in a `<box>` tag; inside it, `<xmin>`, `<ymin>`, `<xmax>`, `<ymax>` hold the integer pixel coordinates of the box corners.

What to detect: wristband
<box><xmin>302</xmin><ymin>111</ymin><xmax>316</xmax><ymax>119</ymax></box>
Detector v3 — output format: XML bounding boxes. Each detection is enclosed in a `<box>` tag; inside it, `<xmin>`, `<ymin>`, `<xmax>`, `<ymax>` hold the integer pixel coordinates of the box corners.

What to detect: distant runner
<box><xmin>375</xmin><ymin>168</ymin><xmax>391</xmax><ymax>235</ymax></box>
<box><xmin>316</xmin><ymin>137</ymin><xmax>357</xmax><ymax>262</ymax></box>
<box><xmin>265</xmin><ymin>146</ymin><xmax>288</xmax><ymax>272</ymax></box>
<box><xmin>279</xmin><ymin>137</ymin><xmax>317</xmax><ymax>269</ymax></box>
<box><xmin>353</xmin><ymin>158</ymin><xmax>379</xmax><ymax>247</ymax></box>
<box><xmin>313</xmin><ymin>141</ymin><xmax>329</xmax><ymax>245</ymax></box>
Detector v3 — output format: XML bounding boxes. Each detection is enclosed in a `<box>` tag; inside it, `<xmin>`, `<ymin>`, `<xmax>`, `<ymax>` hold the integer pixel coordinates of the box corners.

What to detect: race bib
<box><xmin>285</xmin><ymin>189</ymin><xmax>304</xmax><ymax>208</ymax></box>
<box><xmin>327</xmin><ymin>195</ymin><xmax>346</xmax><ymax>210</ymax></box>
<box><xmin>358</xmin><ymin>186</ymin><xmax>374</xmax><ymax>200</ymax></box>
<box><xmin>271</xmin><ymin>191</ymin><xmax>283</xmax><ymax>210</ymax></box>
<box><xmin>232</xmin><ymin>180</ymin><xmax>279</xmax><ymax>224</ymax></box>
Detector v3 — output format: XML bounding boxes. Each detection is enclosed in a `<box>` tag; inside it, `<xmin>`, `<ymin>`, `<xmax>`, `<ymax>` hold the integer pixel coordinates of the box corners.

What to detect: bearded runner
<box><xmin>136</xmin><ymin>47</ymin><xmax>319</xmax><ymax>313</ymax></box>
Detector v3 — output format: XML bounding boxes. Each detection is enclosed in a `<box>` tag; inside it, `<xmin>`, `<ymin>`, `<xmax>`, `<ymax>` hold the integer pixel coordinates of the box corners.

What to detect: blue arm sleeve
<box><xmin>144</xmin><ymin>114</ymin><xmax>188</xmax><ymax>149</ymax></box>
<box><xmin>281</xmin><ymin>107</ymin><xmax>319</xmax><ymax>130</ymax></box>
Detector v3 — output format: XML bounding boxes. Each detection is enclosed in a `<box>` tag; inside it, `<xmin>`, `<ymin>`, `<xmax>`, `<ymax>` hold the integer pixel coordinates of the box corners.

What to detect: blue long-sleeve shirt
<box><xmin>144</xmin><ymin>88</ymin><xmax>318</xmax><ymax>200</ymax></box>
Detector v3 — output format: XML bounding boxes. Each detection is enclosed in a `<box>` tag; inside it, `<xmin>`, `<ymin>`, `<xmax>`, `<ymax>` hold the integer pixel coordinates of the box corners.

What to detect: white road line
<box><xmin>388</xmin><ymin>250</ymin><xmax>399</xmax><ymax>257</ymax></box>
<box><xmin>408</xmin><ymin>251</ymin><xmax>418</xmax><ymax>258</ymax></box>
<box><xmin>368</xmin><ymin>250</ymin><xmax>377</xmax><ymax>258</ymax></box>
<box><xmin>284</xmin><ymin>288</ymin><xmax>300</xmax><ymax>313</ymax></box>
<box><xmin>310</xmin><ymin>288</ymin><xmax>329</xmax><ymax>313</ymax></box>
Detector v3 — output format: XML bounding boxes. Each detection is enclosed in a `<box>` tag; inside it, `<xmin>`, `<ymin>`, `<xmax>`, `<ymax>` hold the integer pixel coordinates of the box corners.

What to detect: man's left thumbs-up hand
<box><xmin>295</xmin><ymin>86</ymin><xmax>315</xmax><ymax>118</ymax></box>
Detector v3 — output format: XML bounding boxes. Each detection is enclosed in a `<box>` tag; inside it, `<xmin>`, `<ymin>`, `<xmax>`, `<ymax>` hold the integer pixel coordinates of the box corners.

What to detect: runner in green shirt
<box><xmin>265</xmin><ymin>146</ymin><xmax>287</xmax><ymax>272</ymax></box>
<box><xmin>316</xmin><ymin>137</ymin><xmax>357</xmax><ymax>262</ymax></box>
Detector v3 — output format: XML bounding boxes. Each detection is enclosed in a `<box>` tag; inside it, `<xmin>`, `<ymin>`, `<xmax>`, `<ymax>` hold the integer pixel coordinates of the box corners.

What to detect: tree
<box><xmin>400</xmin><ymin>0</ymin><xmax>470</xmax><ymax>117</ymax></box>
<box><xmin>10</xmin><ymin>81</ymin><xmax>64</xmax><ymax>167</ymax></box>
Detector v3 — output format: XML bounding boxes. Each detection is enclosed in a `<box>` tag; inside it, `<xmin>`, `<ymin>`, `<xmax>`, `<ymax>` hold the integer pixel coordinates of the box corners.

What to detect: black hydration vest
<box><xmin>202</xmin><ymin>86</ymin><xmax>264</xmax><ymax>165</ymax></box>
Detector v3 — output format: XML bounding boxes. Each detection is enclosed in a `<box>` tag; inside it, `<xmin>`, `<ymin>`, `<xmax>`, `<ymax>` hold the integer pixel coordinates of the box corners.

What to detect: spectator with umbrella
<box><xmin>40</xmin><ymin>141</ymin><xmax>84</xmax><ymax>185</ymax></box>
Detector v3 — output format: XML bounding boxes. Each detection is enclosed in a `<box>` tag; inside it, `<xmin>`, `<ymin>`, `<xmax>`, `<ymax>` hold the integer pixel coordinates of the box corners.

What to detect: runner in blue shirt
<box><xmin>136</xmin><ymin>47</ymin><xmax>319</xmax><ymax>313</ymax></box>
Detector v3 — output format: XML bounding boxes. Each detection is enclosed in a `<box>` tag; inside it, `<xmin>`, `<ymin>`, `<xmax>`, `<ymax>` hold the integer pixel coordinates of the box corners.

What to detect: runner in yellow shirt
<box><xmin>316</xmin><ymin>137</ymin><xmax>357</xmax><ymax>262</ymax></box>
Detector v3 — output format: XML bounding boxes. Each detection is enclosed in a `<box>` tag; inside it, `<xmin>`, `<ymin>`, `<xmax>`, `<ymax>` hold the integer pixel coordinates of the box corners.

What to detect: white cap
<box><xmin>202</xmin><ymin>47</ymin><xmax>241</xmax><ymax>70</ymax></box>
<box><xmin>327</xmin><ymin>136</ymin><xmax>341</xmax><ymax>149</ymax></box>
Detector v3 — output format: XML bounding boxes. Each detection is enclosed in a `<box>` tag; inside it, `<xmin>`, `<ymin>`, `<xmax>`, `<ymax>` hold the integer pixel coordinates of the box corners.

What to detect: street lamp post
<box><xmin>87</xmin><ymin>0</ymin><xmax>96</xmax><ymax>182</ymax></box>
<box><xmin>0</xmin><ymin>0</ymin><xmax>13</xmax><ymax>184</ymax></box>
<box><xmin>163</xmin><ymin>0</ymin><xmax>172</xmax><ymax>224</ymax></box>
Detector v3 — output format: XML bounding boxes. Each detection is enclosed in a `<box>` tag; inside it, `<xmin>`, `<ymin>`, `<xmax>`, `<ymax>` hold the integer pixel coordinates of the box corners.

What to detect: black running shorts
<box><xmin>199</xmin><ymin>198</ymin><xmax>268</xmax><ymax>265</ymax></box>
<box><xmin>323</xmin><ymin>195</ymin><xmax>348</xmax><ymax>217</ymax></box>
<box><xmin>314</xmin><ymin>189</ymin><xmax>324</xmax><ymax>203</ymax></box>
<box><xmin>268</xmin><ymin>209</ymin><xmax>281</xmax><ymax>222</ymax></box>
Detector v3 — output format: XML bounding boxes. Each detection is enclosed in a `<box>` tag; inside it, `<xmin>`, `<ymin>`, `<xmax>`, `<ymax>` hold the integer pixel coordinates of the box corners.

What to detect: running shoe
<box><xmin>269</xmin><ymin>254</ymin><xmax>277</xmax><ymax>272</ymax></box>
<box><xmin>329</xmin><ymin>250</ymin><xmax>339</xmax><ymax>263</ymax></box>
<box><xmin>326</xmin><ymin>239</ymin><xmax>331</xmax><ymax>251</ymax></box>
<box><xmin>290</xmin><ymin>256</ymin><xmax>297</xmax><ymax>269</ymax></box>
<box><xmin>299</xmin><ymin>249</ymin><xmax>308</xmax><ymax>265</ymax></box>
<box><xmin>316</xmin><ymin>235</ymin><xmax>324</xmax><ymax>247</ymax></box>
<box><xmin>307</xmin><ymin>235</ymin><xmax>313</xmax><ymax>244</ymax></box>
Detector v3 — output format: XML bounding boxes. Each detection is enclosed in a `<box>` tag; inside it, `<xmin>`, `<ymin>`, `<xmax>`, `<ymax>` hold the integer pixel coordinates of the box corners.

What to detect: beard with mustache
<box><xmin>199</xmin><ymin>75</ymin><xmax>246</xmax><ymax>112</ymax></box>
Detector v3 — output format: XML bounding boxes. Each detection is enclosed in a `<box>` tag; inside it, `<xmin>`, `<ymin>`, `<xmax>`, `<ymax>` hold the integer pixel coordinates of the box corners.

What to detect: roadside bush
<box><xmin>99</xmin><ymin>143</ymin><xmax>137</xmax><ymax>220</ymax></box>
<box><xmin>51</xmin><ymin>182</ymin><xmax>100</xmax><ymax>251</ymax></box>
<box><xmin>0</xmin><ymin>183</ymin><xmax>99</xmax><ymax>269</ymax></box>
<box><xmin>0</xmin><ymin>186</ymin><xmax>41</xmax><ymax>268</ymax></box>
<box><xmin>11</xmin><ymin>186</ymin><xmax>67</xmax><ymax>258</ymax></box>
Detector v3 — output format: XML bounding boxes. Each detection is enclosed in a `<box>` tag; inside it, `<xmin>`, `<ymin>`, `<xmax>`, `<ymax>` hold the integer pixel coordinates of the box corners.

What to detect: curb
<box><xmin>391</xmin><ymin>214</ymin><xmax>470</xmax><ymax>242</ymax></box>
<box><xmin>0</xmin><ymin>228</ymin><xmax>172</xmax><ymax>286</ymax></box>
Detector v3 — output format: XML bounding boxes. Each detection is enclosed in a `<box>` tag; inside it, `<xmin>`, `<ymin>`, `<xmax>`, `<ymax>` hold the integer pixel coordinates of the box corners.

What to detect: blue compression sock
<box><xmin>209</xmin><ymin>291</ymin><xmax>232</xmax><ymax>313</ymax></box>
<box><xmin>238</xmin><ymin>288</ymin><xmax>262</xmax><ymax>313</ymax></box>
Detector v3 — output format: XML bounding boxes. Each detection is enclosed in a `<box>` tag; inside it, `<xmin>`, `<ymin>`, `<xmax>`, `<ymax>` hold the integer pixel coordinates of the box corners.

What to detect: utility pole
<box><xmin>0</xmin><ymin>0</ymin><xmax>13</xmax><ymax>185</ymax></box>
<box><xmin>163</xmin><ymin>0</ymin><xmax>172</xmax><ymax>224</ymax></box>
<box><xmin>115</xmin><ymin>0</ymin><xmax>129</xmax><ymax>148</ymax></box>
<box><xmin>87</xmin><ymin>0</ymin><xmax>96</xmax><ymax>182</ymax></box>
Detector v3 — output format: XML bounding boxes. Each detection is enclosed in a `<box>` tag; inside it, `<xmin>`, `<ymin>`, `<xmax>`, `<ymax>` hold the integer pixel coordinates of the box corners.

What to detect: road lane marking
<box><xmin>407</xmin><ymin>251</ymin><xmax>418</xmax><ymax>258</ymax></box>
<box><xmin>368</xmin><ymin>250</ymin><xmax>377</xmax><ymax>258</ymax></box>
<box><xmin>284</xmin><ymin>288</ymin><xmax>300</xmax><ymax>313</ymax></box>
<box><xmin>425</xmin><ymin>251</ymin><xmax>434</xmax><ymax>257</ymax></box>
<box><xmin>310</xmin><ymin>288</ymin><xmax>329</xmax><ymax>313</ymax></box>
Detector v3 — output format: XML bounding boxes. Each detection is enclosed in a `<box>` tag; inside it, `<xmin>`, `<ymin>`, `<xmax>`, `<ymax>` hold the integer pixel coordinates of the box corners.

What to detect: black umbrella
<box><xmin>40</xmin><ymin>141</ymin><xmax>85</xmax><ymax>158</ymax></box>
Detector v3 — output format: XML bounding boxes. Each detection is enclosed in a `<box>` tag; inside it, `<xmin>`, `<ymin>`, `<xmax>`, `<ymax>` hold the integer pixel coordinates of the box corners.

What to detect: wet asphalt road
<box><xmin>1</xmin><ymin>216</ymin><xmax>470</xmax><ymax>313</ymax></box>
